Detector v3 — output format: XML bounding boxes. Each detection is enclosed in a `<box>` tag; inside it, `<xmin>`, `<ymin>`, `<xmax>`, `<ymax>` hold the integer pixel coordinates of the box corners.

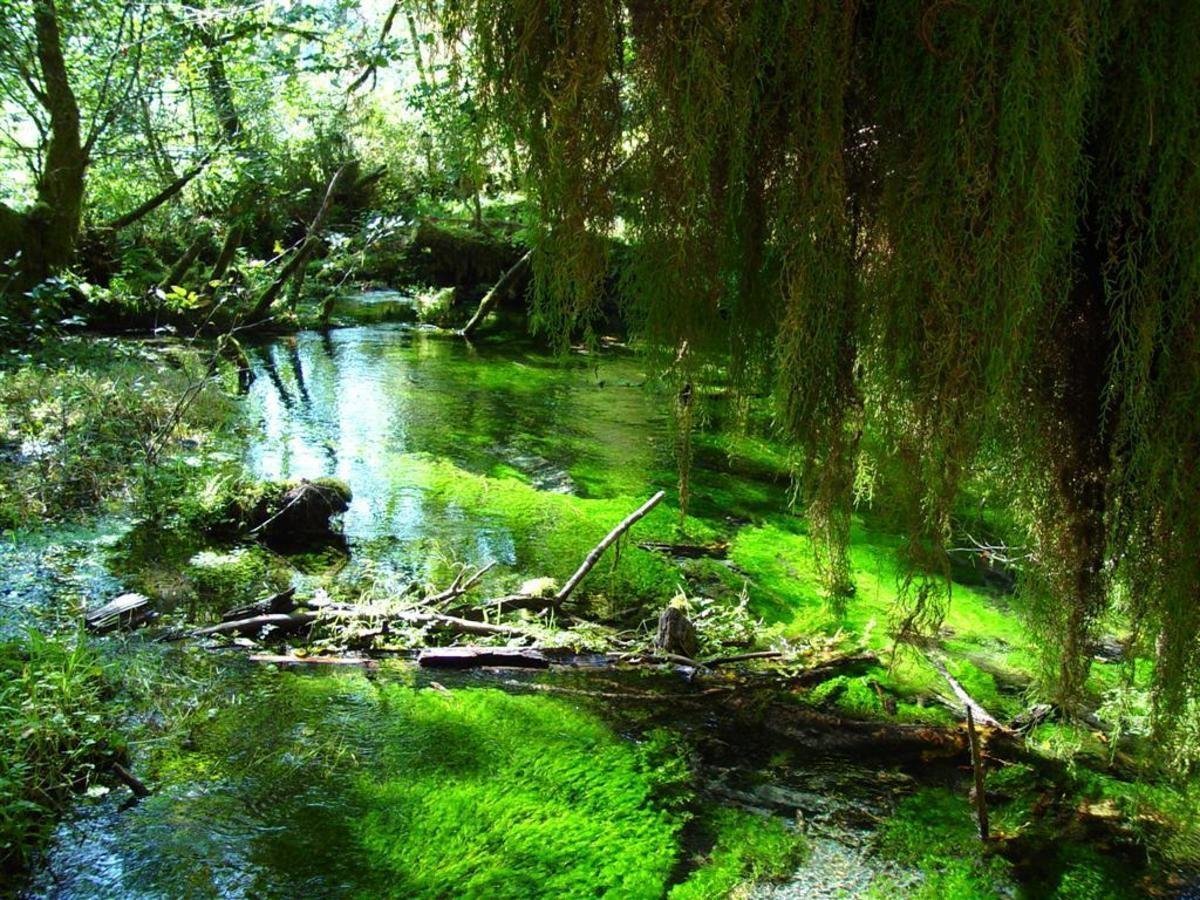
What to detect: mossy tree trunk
<box><xmin>0</xmin><ymin>0</ymin><xmax>87</xmax><ymax>294</ymax></box>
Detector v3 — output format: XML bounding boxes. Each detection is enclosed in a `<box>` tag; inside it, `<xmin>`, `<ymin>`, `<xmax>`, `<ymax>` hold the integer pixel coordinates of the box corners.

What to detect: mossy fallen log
<box><xmin>208</xmin><ymin>477</ymin><xmax>352</xmax><ymax>546</ymax></box>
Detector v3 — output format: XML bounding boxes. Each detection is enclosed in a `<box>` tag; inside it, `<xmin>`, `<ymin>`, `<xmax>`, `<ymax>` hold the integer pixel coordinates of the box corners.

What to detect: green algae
<box><xmin>120</xmin><ymin>668</ymin><xmax>804</xmax><ymax>898</ymax></box>
<box><xmin>386</xmin><ymin>452</ymin><xmax>703</xmax><ymax>608</ymax></box>
<box><xmin>669</xmin><ymin>806</ymin><xmax>807</xmax><ymax>899</ymax></box>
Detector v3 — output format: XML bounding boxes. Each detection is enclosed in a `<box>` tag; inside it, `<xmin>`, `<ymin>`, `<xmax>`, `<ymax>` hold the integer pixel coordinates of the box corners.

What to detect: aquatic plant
<box><xmin>0</xmin><ymin>631</ymin><xmax>118</xmax><ymax>883</ymax></box>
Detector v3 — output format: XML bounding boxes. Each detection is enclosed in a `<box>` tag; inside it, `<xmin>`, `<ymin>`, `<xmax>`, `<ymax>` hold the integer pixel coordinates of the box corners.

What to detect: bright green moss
<box><xmin>730</xmin><ymin>518</ymin><xmax>1036</xmax><ymax>715</ymax></box>
<box><xmin>669</xmin><ymin>806</ymin><xmax>807</xmax><ymax>900</ymax></box>
<box><xmin>870</xmin><ymin>789</ymin><xmax>1012</xmax><ymax>899</ymax></box>
<box><xmin>390</xmin><ymin>453</ymin><xmax>712</xmax><ymax>606</ymax></box>
<box><xmin>355</xmin><ymin>686</ymin><xmax>682</xmax><ymax>898</ymax></box>
<box><xmin>146</xmin><ymin>671</ymin><xmax>697</xmax><ymax>898</ymax></box>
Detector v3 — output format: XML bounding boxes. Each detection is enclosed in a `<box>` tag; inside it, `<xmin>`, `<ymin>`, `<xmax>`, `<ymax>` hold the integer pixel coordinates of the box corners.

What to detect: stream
<box><xmin>16</xmin><ymin>317</ymin><xmax>950</xmax><ymax>898</ymax></box>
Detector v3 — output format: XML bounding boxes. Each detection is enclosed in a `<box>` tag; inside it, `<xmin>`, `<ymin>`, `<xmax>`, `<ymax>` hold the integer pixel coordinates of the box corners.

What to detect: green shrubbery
<box><xmin>0</xmin><ymin>337</ymin><xmax>234</xmax><ymax>528</ymax></box>
<box><xmin>0</xmin><ymin>632</ymin><xmax>119</xmax><ymax>884</ymax></box>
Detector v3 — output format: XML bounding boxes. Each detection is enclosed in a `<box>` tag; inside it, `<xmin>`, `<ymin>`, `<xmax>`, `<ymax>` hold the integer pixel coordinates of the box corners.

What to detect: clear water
<box><xmin>18</xmin><ymin>324</ymin><xmax>919</xmax><ymax>898</ymax></box>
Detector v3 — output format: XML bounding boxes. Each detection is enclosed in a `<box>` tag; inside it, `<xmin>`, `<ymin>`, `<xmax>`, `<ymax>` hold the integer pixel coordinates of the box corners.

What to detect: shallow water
<box><xmin>18</xmin><ymin>324</ymin><xmax>928</xmax><ymax>898</ymax></box>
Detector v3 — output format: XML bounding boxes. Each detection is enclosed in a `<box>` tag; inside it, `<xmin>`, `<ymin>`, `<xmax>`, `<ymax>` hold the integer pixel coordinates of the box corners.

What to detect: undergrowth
<box><xmin>0</xmin><ymin>631</ymin><xmax>118</xmax><ymax>885</ymax></box>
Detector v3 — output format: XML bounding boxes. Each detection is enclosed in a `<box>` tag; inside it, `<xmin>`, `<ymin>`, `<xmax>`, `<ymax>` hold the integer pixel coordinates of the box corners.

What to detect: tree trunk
<box><xmin>208</xmin><ymin>224</ymin><xmax>244</xmax><ymax>284</ymax></box>
<box><xmin>1040</xmin><ymin>209</ymin><xmax>1114</xmax><ymax>710</ymax></box>
<box><xmin>105</xmin><ymin>157</ymin><xmax>212</xmax><ymax>232</ymax></box>
<box><xmin>159</xmin><ymin>233</ymin><xmax>208</xmax><ymax>290</ymax></box>
<box><xmin>1</xmin><ymin>0</ymin><xmax>87</xmax><ymax>293</ymax></box>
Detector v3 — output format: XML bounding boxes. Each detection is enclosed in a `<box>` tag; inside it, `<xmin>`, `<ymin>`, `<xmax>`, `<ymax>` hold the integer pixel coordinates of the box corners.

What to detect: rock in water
<box><xmin>252</xmin><ymin>477</ymin><xmax>352</xmax><ymax>543</ymax></box>
<box><xmin>655</xmin><ymin>603</ymin><xmax>698</xmax><ymax>659</ymax></box>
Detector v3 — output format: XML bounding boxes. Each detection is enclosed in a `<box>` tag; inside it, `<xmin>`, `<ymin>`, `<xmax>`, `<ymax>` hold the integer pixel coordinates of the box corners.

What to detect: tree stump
<box><xmin>655</xmin><ymin>604</ymin><xmax>698</xmax><ymax>659</ymax></box>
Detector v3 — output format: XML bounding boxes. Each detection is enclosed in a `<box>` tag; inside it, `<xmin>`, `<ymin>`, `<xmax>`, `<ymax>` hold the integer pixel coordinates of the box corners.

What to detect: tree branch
<box><xmin>103</xmin><ymin>155</ymin><xmax>212</xmax><ymax>231</ymax></box>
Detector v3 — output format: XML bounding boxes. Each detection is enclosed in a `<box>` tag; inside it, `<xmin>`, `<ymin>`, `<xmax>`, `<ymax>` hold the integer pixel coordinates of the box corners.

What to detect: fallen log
<box><xmin>86</xmin><ymin>593</ymin><xmax>155</xmax><ymax>633</ymax></box>
<box><xmin>220</xmin><ymin>587</ymin><xmax>296</xmax><ymax>622</ymax></box>
<box><xmin>554</xmin><ymin>490</ymin><xmax>666</xmax><ymax>606</ymax></box>
<box><xmin>397</xmin><ymin>609</ymin><xmax>531</xmax><ymax>638</ymax></box>
<box><xmin>193</xmin><ymin>611</ymin><xmax>317</xmax><ymax>638</ymax></box>
<box><xmin>788</xmin><ymin>651</ymin><xmax>879</xmax><ymax>685</ymax></box>
<box><xmin>418</xmin><ymin>647</ymin><xmax>550</xmax><ymax>669</ymax></box>
<box><xmin>703</xmin><ymin>650</ymin><xmax>785</xmax><ymax>667</ymax></box>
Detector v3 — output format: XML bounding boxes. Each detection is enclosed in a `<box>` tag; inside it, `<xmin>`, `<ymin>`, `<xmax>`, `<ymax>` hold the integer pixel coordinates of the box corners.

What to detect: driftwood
<box><xmin>86</xmin><ymin>593</ymin><xmax>155</xmax><ymax>633</ymax></box>
<box><xmin>418</xmin><ymin>647</ymin><xmax>550</xmax><ymax>669</ymax></box>
<box><xmin>193</xmin><ymin>611</ymin><xmax>318</xmax><ymax>638</ymax></box>
<box><xmin>221</xmin><ymin>587</ymin><xmax>296</xmax><ymax>622</ymax></box>
<box><xmin>554</xmin><ymin>491</ymin><xmax>666</xmax><ymax>606</ymax></box>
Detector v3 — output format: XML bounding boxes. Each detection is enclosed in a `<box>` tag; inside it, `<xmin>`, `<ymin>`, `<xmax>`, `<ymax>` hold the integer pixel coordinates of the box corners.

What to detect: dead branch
<box><xmin>967</xmin><ymin>707</ymin><xmax>991</xmax><ymax>840</ymax></box>
<box><xmin>554</xmin><ymin>490</ymin><xmax>666</xmax><ymax>606</ymax></box>
<box><xmin>248</xmin><ymin>165</ymin><xmax>347</xmax><ymax>322</ymax></box>
<box><xmin>925</xmin><ymin>652</ymin><xmax>1007</xmax><ymax>730</ymax></box>
<box><xmin>427</xmin><ymin>561</ymin><xmax>495</xmax><ymax>606</ymax></box>
<box><xmin>459</xmin><ymin>249</ymin><xmax>531</xmax><ymax>338</ymax></box>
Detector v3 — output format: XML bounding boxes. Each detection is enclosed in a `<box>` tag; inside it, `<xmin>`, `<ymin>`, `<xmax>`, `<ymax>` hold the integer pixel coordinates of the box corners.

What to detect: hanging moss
<box><xmin>440</xmin><ymin>0</ymin><xmax>1200</xmax><ymax>766</ymax></box>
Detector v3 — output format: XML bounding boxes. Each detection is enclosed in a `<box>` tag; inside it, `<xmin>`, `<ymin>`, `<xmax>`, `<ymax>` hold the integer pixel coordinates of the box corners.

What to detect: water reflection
<box><xmin>244</xmin><ymin>326</ymin><xmax>668</xmax><ymax>558</ymax></box>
